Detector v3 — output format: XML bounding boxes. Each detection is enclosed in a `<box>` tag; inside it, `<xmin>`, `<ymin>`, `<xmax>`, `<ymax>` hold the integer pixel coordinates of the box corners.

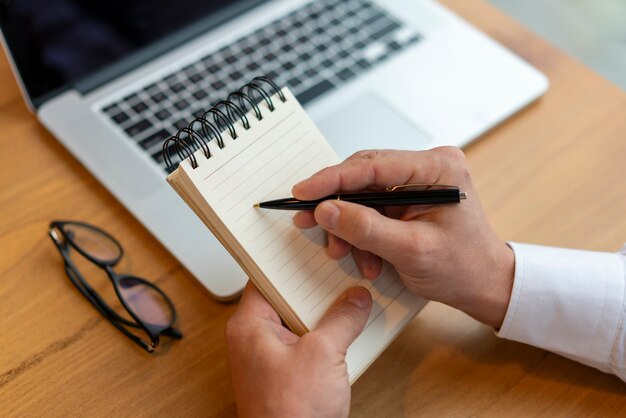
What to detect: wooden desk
<box><xmin>1</xmin><ymin>0</ymin><xmax>626</xmax><ymax>415</ymax></box>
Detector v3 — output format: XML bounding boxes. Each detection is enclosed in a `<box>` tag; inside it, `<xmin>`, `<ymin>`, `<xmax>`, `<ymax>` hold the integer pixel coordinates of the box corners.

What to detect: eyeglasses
<box><xmin>48</xmin><ymin>220</ymin><xmax>182</xmax><ymax>353</ymax></box>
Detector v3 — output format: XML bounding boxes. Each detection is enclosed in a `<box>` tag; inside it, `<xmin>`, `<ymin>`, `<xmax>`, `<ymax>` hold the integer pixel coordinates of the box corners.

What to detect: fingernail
<box><xmin>347</xmin><ymin>287</ymin><xmax>371</xmax><ymax>309</ymax></box>
<box><xmin>316</xmin><ymin>201</ymin><xmax>340</xmax><ymax>230</ymax></box>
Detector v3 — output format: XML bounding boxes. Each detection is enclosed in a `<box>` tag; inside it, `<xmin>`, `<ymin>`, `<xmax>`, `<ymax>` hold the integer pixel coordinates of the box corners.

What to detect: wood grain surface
<box><xmin>1</xmin><ymin>0</ymin><xmax>625</xmax><ymax>416</ymax></box>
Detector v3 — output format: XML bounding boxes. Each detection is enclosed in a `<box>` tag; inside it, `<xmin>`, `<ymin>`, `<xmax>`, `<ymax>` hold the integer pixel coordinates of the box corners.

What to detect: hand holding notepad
<box><xmin>164</xmin><ymin>80</ymin><xmax>426</xmax><ymax>382</ymax></box>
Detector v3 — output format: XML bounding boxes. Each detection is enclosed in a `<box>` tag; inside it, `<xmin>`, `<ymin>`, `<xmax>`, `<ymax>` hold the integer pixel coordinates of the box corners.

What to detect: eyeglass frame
<box><xmin>48</xmin><ymin>220</ymin><xmax>182</xmax><ymax>353</ymax></box>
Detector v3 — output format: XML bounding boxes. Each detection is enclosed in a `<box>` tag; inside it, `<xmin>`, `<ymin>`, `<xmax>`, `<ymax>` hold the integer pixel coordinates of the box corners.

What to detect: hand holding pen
<box><xmin>287</xmin><ymin>148</ymin><xmax>515</xmax><ymax>330</ymax></box>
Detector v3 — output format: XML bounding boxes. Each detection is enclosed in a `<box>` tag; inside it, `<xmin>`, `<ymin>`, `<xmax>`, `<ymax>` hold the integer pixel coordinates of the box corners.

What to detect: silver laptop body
<box><xmin>0</xmin><ymin>0</ymin><xmax>547</xmax><ymax>299</ymax></box>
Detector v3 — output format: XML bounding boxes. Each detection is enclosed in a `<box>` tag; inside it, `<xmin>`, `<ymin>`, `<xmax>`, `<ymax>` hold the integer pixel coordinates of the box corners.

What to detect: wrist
<box><xmin>459</xmin><ymin>242</ymin><xmax>515</xmax><ymax>329</ymax></box>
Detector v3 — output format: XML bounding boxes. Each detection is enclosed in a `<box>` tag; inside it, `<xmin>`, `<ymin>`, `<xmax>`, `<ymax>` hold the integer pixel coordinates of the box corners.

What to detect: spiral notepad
<box><xmin>163</xmin><ymin>78</ymin><xmax>426</xmax><ymax>383</ymax></box>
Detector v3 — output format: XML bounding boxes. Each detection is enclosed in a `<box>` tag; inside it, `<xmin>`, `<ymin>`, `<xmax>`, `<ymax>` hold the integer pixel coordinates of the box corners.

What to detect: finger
<box><xmin>293</xmin><ymin>211</ymin><xmax>317</xmax><ymax>229</ymax></box>
<box><xmin>352</xmin><ymin>248</ymin><xmax>382</xmax><ymax>280</ymax></box>
<box><xmin>327</xmin><ymin>233</ymin><xmax>352</xmax><ymax>259</ymax></box>
<box><xmin>292</xmin><ymin>149</ymin><xmax>449</xmax><ymax>200</ymax></box>
<box><xmin>314</xmin><ymin>200</ymin><xmax>423</xmax><ymax>264</ymax></box>
<box><xmin>236</xmin><ymin>281</ymin><xmax>282</xmax><ymax>324</ymax></box>
<box><xmin>313</xmin><ymin>287</ymin><xmax>372</xmax><ymax>352</ymax></box>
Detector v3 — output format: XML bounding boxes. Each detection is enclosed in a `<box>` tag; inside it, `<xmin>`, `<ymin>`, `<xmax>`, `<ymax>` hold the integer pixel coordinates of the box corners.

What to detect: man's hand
<box><xmin>292</xmin><ymin>147</ymin><xmax>514</xmax><ymax>328</ymax></box>
<box><xmin>226</xmin><ymin>282</ymin><xmax>372</xmax><ymax>418</ymax></box>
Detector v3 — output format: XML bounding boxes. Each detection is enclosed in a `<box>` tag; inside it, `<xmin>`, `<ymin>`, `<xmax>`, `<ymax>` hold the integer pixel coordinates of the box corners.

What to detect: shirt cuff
<box><xmin>497</xmin><ymin>242</ymin><xmax>626</xmax><ymax>370</ymax></box>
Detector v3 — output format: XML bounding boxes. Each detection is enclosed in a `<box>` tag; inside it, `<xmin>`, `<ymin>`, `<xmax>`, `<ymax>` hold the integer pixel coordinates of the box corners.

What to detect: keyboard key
<box><xmin>363</xmin><ymin>12</ymin><xmax>386</xmax><ymax>27</ymax></box>
<box><xmin>337</xmin><ymin>68</ymin><xmax>355</xmax><ymax>81</ymax></box>
<box><xmin>152</xmin><ymin>149</ymin><xmax>165</xmax><ymax>164</ymax></box>
<box><xmin>230</xmin><ymin>70</ymin><xmax>243</xmax><ymax>81</ymax></box>
<box><xmin>164</xmin><ymin>74</ymin><xmax>178</xmax><ymax>84</ymax></box>
<box><xmin>225</xmin><ymin>55</ymin><xmax>237</xmax><ymax>64</ymax></box>
<box><xmin>297</xmin><ymin>79</ymin><xmax>334</xmax><ymax>105</ymax></box>
<box><xmin>388</xmin><ymin>41</ymin><xmax>401</xmax><ymax>51</ymax></box>
<box><xmin>125</xmin><ymin>119</ymin><xmax>152</xmax><ymax>137</ymax></box>
<box><xmin>247</xmin><ymin>62</ymin><xmax>260</xmax><ymax>71</ymax></box>
<box><xmin>155</xmin><ymin>109</ymin><xmax>171</xmax><ymax>121</ymax></box>
<box><xmin>111</xmin><ymin>112</ymin><xmax>129</xmax><ymax>124</ymax></box>
<box><xmin>174</xmin><ymin>99</ymin><xmax>190</xmax><ymax>110</ymax></box>
<box><xmin>283</xmin><ymin>61</ymin><xmax>295</xmax><ymax>71</ymax></box>
<box><xmin>103</xmin><ymin>103</ymin><xmax>119</xmax><ymax>114</ymax></box>
<box><xmin>139</xmin><ymin>129</ymin><xmax>170</xmax><ymax>150</ymax></box>
<box><xmin>123</xmin><ymin>93</ymin><xmax>139</xmax><ymax>103</ymax></box>
<box><xmin>370</xmin><ymin>21</ymin><xmax>401</xmax><ymax>41</ymax></box>
<box><xmin>287</xmin><ymin>77</ymin><xmax>302</xmax><ymax>87</ymax></box>
<box><xmin>406</xmin><ymin>35</ymin><xmax>421</xmax><ymax>45</ymax></box>
<box><xmin>174</xmin><ymin>119</ymin><xmax>188</xmax><ymax>130</ymax></box>
<box><xmin>193</xmin><ymin>90</ymin><xmax>209</xmax><ymax>100</ymax></box>
<box><xmin>151</xmin><ymin>92</ymin><xmax>167</xmax><ymax>103</ymax></box>
<box><xmin>145</xmin><ymin>84</ymin><xmax>159</xmax><ymax>95</ymax></box>
<box><xmin>211</xmin><ymin>80</ymin><xmax>225</xmax><ymax>90</ymax></box>
<box><xmin>189</xmin><ymin>73</ymin><xmax>203</xmax><ymax>83</ymax></box>
<box><xmin>131</xmin><ymin>102</ymin><xmax>149</xmax><ymax>113</ymax></box>
<box><xmin>170</xmin><ymin>83</ymin><xmax>185</xmax><ymax>93</ymax></box>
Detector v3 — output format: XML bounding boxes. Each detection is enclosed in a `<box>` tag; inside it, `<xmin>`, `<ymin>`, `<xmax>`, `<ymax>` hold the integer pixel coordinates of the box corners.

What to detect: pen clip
<box><xmin>385</xmin><ymin>184</ymin><xmax>460</xmax><ymax>192</ymax></box>
<box><xmin>386</xmin><ymin>184</ymin><xmax>467</xmax><ymax>199</ymax></box>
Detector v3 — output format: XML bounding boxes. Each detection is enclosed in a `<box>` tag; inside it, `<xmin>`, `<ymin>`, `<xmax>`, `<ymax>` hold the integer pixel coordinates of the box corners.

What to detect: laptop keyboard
<box><xmin>100</xmin><ymin>0</ymin><xmax>422</xmax><ymax>170</ymax></box>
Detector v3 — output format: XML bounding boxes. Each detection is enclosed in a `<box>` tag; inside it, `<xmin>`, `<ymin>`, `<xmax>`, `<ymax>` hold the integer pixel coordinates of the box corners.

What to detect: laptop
<box><xmin>0</xmin><ymin>0</ymin><xmax>547</xmax><ymax>300</ymax></box>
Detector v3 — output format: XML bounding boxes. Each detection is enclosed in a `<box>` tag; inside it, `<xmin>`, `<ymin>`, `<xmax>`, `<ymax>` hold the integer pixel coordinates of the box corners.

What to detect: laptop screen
<box><xmin>0</xmin><ymin>0</ymin><xmax>266</xmax><ymax>106</ymax></box>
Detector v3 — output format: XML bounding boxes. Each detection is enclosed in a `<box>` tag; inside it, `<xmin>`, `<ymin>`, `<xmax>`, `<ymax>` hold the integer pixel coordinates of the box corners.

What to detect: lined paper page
<box><xmin>177</xmin><ymin>88</ymin><xmax>425</xmax><ymax>381</ymax></box>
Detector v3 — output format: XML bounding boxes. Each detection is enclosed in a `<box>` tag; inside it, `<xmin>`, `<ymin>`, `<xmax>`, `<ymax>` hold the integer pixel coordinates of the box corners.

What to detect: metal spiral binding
<box><xmin>163</xmin><ymin>76</ymin><xmax>287</xmax><ymax>173</ymax></box>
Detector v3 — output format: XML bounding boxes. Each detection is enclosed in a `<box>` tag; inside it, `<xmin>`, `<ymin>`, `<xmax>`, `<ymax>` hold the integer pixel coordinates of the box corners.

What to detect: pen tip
<box><xmin>253</xmin><ymin>203</ymin><xmax>260</xmax><ymax>208</ymax></box>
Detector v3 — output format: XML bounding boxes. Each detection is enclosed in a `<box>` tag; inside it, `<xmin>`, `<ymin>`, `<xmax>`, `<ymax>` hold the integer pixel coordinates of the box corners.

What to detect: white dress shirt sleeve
<box><xmin>497</xmin><ymin>242</ymin><xmax>626</xmax><ymax>381</ymax></box>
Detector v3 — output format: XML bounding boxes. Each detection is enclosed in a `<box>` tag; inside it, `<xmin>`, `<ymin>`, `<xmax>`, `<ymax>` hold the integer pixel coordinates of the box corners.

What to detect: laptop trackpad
<box><xmin>317</xmin><ymin>93</ymin><xmax>434</xmax><ymax>159</ymax></box>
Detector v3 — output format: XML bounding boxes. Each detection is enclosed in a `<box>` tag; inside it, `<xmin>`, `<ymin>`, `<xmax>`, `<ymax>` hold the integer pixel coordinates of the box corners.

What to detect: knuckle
<box><xmin>434</xmin><ymin>146</ymin><xmax>472</xmax><ymax>186</ymax></box>
<box><xmin>436</xmin><ymin>146</ymin><xmax>466</xmax><ymax>163</ymax></box>
<box><xmin>347</xmin><ymin>149</ymin><xmax>380</xmax><ymax>161</ymax></box>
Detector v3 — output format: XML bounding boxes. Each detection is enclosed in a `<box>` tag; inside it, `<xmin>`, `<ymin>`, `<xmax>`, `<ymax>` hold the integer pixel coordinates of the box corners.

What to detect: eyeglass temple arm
<box><xmin>60</xmin><ymin>258</ymin><xmax>157</xmax><ymax>353</ymax></box>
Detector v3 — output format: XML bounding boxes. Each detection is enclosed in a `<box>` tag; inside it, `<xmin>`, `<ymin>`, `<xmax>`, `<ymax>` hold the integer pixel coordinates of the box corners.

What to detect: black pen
<box><xmin>254</xmin><ymin>184</ymin><xmax>467</xmax><ymax>210</ymax></box>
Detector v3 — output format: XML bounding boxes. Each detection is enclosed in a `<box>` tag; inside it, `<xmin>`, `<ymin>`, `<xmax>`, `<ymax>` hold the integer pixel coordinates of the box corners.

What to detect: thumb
<box><xmin>314</xmin><ymin>200</ymin><xmax>415</xmax><ymax>263</ymax></box>
<box><xmin>313</xmin><ymin>287</ymin><xmax>372</xmax><ymax>352</ymax></box>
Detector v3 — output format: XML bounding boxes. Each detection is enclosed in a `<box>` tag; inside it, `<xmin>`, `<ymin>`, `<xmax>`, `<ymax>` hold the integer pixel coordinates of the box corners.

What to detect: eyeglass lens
<box><xmin>118</xmin><ymin>277</ymin><xmax>174</xmax><ymax>328</ymax></box>
<box><xmin>64</xmin><ymin>223</ymin><xmax>121</xmax><ymax>264</ymax></box>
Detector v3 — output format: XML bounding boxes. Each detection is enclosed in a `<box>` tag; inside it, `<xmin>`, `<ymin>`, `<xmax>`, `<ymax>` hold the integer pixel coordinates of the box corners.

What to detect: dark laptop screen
<box><xmin>0</xmin><ymin>0</ymin><xmax>265</xmax><ymax>105</ymax></box>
